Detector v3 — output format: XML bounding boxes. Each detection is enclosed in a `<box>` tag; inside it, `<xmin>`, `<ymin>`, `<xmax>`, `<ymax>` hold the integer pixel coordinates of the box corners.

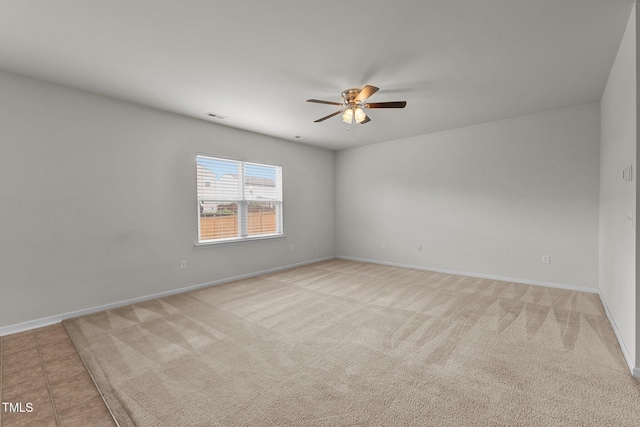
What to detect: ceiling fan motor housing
<box><xmin>341</xmin><ymin>88</ymin><xmax>362</xmax><ymax>105</ymax></box>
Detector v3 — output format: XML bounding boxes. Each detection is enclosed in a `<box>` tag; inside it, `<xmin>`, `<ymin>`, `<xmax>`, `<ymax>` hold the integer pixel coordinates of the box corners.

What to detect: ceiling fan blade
<box><xmin>365</xmin><ymin>101</ymin><xmax>407</xmax><ymax>109</ymax></box>
<box><xmin>355</xmin><ymin>85</ymin><xmax>379</xmax><ymax>103</ymax></box>
<box><xmin>314</xmin><ymin>110</ymin><xmax>343</xmax><ymax>122</ymax></box>
<box><xmin>360</xmin><ymin>115</ymin><xmax>371</xmax><ymax>124</ymax></box>
<box><xmin>306</xmin><ymin>99</ymin><xmax>343</xmax><ymax>106</ymax></box>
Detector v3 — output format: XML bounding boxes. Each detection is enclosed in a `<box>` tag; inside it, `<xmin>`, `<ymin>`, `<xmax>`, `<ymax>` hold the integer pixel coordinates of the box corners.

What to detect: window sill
<box><xmin>194</xmin><ymin>233</ymin><xmax>286</xmax><ymax>248</ymax></box>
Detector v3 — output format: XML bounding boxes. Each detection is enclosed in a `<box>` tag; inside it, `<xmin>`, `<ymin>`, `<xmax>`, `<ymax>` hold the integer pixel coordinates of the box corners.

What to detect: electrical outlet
<box><xmin>289</xmin><ymin>244</ymin><xmax>294</xmax><ymax>252</ymax></box>
<box><xmin>381</xmin><ymin>242</ymin><xmax>386</xmax><ymax>249</ymax></box>
<box><xmin>180</xmin><ymin>260</ymin><xmax>187</xmax><ymax>269</ymax></box>
<box><xmin>417</xmin><ymin>245</ymin><xmax>423</xmax><ymax>252</ymax></box>
<box><xmin>542</xmin><ymin>255</ymin><xmax>550</xmax><ymax>264</ymax></box>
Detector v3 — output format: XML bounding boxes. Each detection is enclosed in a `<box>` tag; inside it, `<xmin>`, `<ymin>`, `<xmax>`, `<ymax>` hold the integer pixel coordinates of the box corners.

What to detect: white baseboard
<box><xmin>598</xmin><ymin>292</ymin><xmax>639</xmax><ymax>378</ymax></box>
<box><xmin>336</xmin><ymin>255</ymin><xmax>599</xmax><ymax>294</ymax></box>
<box><xmin>0</xmin><ymin>256</ymin><xmax>335</xmax><ymax>337</ymax></box>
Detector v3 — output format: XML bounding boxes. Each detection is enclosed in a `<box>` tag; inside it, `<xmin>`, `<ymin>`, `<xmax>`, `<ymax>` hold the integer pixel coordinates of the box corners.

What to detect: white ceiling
<box><xmin>0</xmin><ymin>0</ymin><xmax>633</xmax><ymax>150</ymax></box>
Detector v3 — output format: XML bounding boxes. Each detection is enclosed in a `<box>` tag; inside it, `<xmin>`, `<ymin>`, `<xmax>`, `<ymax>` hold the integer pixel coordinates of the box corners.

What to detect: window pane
<box><xmin>245</xmin><ymin>162</ymin><xmax>281</xmax><ymax>201</ymax></box>
<box><xmin>247</xmin><ymin>201</ymin><xmax>279</xmax><ymax>236</ymax></box>
<box><xmin>199</xmin><ymin>203</ymin><xmax>239</xmax><ymax>240</ymax></box>
<box><xmin>197</xmin><ymin>157</ymin><xmax>241</xmax><ymax>201</ymax></box>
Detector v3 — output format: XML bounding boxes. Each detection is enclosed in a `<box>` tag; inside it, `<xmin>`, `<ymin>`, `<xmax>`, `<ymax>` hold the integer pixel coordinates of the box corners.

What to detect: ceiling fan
<box><xmin>307</xmin><ymin>85</ymin><xmax>406</xmax><ymax>124</ymax></box>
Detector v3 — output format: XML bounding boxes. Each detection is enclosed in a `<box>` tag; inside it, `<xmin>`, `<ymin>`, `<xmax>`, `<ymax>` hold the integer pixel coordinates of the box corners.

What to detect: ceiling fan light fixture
<box><xmin>342</xmin><ymin>107</ymin><xmax>354</xmax><ymax>124</ymax></box>
<box><xmin>354</xmin><ymin>107</ymin><xmax>366</xmax><ymax>123</ymax></box>
<box><xmin>307</xmin><ymin>85</ymin><xmax>406</xmax><ymax>124</ymax></box>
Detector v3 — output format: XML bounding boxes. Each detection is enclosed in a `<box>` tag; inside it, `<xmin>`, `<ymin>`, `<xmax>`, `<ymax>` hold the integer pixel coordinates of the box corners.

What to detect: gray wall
<box><xmin>336</xmin><ymin>103</ymin><xmax>601</xmax><ymax>289</ymax></box>
<box><xmin>0</xmin><ymin>71</ymin><xmax>335</xmax><ymax>330</ymax></box>
<box><xmin>600</xmin><ymin>3</ymin><xmax>637</xmax><ymax>369</ymax></box>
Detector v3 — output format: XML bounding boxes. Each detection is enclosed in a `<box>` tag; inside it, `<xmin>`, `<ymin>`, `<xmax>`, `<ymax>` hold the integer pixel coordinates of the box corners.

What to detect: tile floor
<box><xmin>0</xmin><ymin>323</ymin><xmax>116</xmax><ymax>426</ymax></box>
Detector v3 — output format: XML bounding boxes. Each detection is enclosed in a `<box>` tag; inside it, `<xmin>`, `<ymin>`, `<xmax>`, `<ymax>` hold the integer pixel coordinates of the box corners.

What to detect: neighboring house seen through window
<box><xmin>196</xmin><ymin>154</ymin><xmax>283</xmax><ymax>243</ymax></box>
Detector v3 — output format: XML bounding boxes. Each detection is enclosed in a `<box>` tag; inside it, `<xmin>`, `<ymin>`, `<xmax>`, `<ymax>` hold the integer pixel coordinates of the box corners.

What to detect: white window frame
<box><xmin>196</xmin><ymin>154</ymin><xmax>283</xmax><ymax>245</ymax></box>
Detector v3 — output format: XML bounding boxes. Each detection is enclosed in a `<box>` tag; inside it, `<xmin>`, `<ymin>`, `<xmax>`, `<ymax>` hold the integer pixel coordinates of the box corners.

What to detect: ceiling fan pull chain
<box><xmin>348</xmin><ymin>122</ymin><xmax>358</xmax><ymax>141</ymax></box>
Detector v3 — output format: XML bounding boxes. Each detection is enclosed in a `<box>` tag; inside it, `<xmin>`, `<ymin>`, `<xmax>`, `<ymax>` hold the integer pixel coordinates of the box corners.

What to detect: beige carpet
<box><xmin>64</xmin><ymin>259</ymin><xmax>640</xmax><ymax>426</ymax></box>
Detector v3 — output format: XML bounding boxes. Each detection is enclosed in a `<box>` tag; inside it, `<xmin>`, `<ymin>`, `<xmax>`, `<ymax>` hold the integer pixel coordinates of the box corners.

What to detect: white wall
<box><xmin>600</xmin><ymin>3</ymin><xmax>637</xmax><ymax>370</ymax></box>
<box><xmin>336</xmin><ymin>103</ymin><xmax>600</xmax><ymax>289</ymax></box>
<box><xmin>0</xmin><ymin>71</ymin><xmax>335</xmax><ymax>330</ymax></box>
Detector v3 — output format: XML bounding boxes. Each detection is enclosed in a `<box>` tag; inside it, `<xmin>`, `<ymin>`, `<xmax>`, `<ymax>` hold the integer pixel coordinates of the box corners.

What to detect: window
<box><xmin>196</xmin><ymin>154</ymin><xmax>283</xmax><ymax>243</ymax></box>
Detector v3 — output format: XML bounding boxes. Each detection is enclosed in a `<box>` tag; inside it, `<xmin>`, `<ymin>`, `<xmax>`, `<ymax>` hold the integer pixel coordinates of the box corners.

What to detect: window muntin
<box><xmin>196</xmin><ymin>155</ymin><xmax>283</xmax><ymax>243</ymax></box>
